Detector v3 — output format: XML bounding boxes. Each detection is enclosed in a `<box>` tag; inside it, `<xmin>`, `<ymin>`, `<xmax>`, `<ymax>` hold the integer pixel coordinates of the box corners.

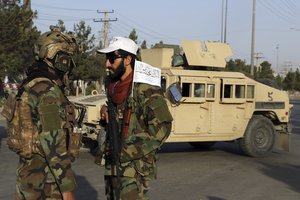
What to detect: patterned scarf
<box><xmin>108</xmin><ymin>72</ymin><xmax>133</xmax><ymax>105</ymax></box>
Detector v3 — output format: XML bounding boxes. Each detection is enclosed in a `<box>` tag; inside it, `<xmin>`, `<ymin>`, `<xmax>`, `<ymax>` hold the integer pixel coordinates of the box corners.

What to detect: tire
<box><xmin>189</xmin><ymin>142</ymin><xmax>216</xmax><ymax>149</ymax></box>
<box><xmin>239</xmin><ymin>115</ymin><xmax>275</xmax><ymax>157</ymax></box>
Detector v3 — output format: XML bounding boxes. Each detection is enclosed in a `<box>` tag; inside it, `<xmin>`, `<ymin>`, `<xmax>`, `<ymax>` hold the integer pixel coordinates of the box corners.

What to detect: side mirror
<box><xmin>168</xmin><ymin>84</ymin><xmax>182</xmax><ymax>104</ymax></box>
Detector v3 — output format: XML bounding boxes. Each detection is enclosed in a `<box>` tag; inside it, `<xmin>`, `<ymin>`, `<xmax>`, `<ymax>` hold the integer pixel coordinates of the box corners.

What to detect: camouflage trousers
<box><xmin>15</xmin><ymin>156</ymin><xmax>63</xmax><ymax>200</ymax></box>
<box><xmin>105</xmin><ymin>175</ymin><xmax>150</xmax><ymax>200</ymax></box>
<box><xmin>16</xmin><ymin>182</ymin><xmax>62</xmax><ymax>200</ymax></box>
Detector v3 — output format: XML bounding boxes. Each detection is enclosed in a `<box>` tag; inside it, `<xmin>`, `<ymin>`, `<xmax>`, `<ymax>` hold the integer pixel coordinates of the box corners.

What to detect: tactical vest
<box><xmin>1</xmin><ymin>78</ymin><xmax>81</xmax><ymax>160</ymax></box>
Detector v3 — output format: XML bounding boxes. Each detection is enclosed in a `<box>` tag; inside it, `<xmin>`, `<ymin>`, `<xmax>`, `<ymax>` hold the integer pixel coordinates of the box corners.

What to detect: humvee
<box><xmin>73</xmin><ymin>40</ymin><xmax>293</xmax><ymax>157</ymax></box>
<box><xmin>70</xmin><ymin>93</ymin><xmax>107</xmax><ymax>150</ymax></box>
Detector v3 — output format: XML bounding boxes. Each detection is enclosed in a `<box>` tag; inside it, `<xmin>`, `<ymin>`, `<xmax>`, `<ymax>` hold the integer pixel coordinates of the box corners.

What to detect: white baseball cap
<box><xmin>97</xmin><ymin>37</ymin><xmax>138</xmax><ymax>55</ymax></box>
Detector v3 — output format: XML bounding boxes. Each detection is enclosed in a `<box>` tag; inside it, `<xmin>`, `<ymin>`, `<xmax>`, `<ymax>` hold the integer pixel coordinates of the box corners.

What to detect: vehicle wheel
<box><xmin>239</xmin><ymin>115</ymin><xmax>275</xmax><ymax>157</ymax></box>
<box><xmin>189</xmin><ymin>142</ymin><xmax>216</xmax><ymax>149</ymax></box>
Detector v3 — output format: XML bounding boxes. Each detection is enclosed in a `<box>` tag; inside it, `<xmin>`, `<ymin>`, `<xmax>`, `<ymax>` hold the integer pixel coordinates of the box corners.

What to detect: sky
<box><xmin>31</xmin><ymin>0</ymin><xmax>300</xmax><ymax>74</ymax></box>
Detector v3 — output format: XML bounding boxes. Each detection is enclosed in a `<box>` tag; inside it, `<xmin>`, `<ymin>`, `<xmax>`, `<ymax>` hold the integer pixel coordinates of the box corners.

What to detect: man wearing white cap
<box><xmin>97</xmin><ymin>37</ymin><xmax>173</xmax><ymax>200</ymax></box>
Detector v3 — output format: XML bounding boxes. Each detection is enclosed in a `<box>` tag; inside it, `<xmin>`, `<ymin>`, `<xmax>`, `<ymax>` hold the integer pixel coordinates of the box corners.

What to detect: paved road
<box><xmin>1</xmin><ymin>101</ymin><xmax>300</xmax><ymax>200</ymax></box>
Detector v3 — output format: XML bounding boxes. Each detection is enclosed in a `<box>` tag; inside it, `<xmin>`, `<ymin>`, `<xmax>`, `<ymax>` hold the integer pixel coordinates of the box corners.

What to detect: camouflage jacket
<box><xmin>10</xmin><ymin>78</ymin><xmax>77</xmax><ymax>192</ymax></box>
<box><xmin>105</xmin><ymin>83</ymin><xmax>173</xmax><ymax>180</ymax></box>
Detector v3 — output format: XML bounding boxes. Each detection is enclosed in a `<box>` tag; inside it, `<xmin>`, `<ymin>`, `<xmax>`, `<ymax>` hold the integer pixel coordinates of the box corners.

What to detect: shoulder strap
<box><xmin>23</xmin><ymin>77</ymin><xmax>54</xmax><ymax>97</ymax></box>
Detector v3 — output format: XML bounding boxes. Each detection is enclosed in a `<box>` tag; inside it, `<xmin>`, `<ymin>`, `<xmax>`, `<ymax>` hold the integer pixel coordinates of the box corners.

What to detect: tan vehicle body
<box><xmin>141</xmin><ymin>40</ymin><xmax>292</xmax><ymax>157</ymax></box>
<box><xmin>71</xmin><ymin>93</ymin><xmax>107</xmax><ymax>148</ymax></box>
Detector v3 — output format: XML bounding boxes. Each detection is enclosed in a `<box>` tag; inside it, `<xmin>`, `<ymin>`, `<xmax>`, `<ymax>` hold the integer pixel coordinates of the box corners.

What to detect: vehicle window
<box><xmin>207</xmin><ymin>84</ymin><xmax>215</xmax><ymax>98</ymax></box>
<box><xmin>224</xmin><ymin>84</ymin><xmax>233</xmax><ymax>98</ymax></box>
<box><xmin>235</xmin><ymin>85</ymin><xmax>245</xmax><ymax>98</ymax></box>
<box><xmin>194</xmin><ymin>83</ymin><xmax>205</xmax><ymax>97</ymax></box>
<box><xmin>247</xmin><ymin>85</ymin><xmax>255</xmax><ymax>99</ymax></box>
<box><xmin>182</xmin><ymin>82</ymin><xmax>192</xmax><ymax>97</ymax></box>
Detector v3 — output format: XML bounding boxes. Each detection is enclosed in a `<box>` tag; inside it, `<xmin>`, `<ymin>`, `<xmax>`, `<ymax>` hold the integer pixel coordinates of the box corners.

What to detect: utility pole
<box><xmin>221</xmin><ymin>0</ymin><xmax>228</xmax><ymax>43</ymax></box>
<box><xmin>250</xmin><ymin>0</ymin><xmax>256</xmax><ymax>76</ymax></box>
<box><xmin>94</xmin><ymin>10</ymin><xmax>117</xmax><ymax>48</ymax></box>
<box><xmin>221</xmin><ymin>0</ymin><xmax>224</xmax><ymax>42</ymax></box>
<box><xmin>254</xmin><ymin>52</ymin><xmax>264</xmax><ymax>72</ymax></box>
<box><xmin>224</xmin><ymin>0</ymin><xmax>228</xmax><ymax>43</ymax></box>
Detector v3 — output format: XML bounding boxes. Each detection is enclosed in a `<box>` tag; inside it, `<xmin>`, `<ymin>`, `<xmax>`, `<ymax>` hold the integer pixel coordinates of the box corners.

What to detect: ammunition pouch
<box><xmin>1</xmin><ymin>92</ymin><xmax>40</xmax><ymax>158</ymax></box>
<box><xmin>64</xmin><ymin>104</ymin><xmax>81</xmax><ymax>162</ymax></box>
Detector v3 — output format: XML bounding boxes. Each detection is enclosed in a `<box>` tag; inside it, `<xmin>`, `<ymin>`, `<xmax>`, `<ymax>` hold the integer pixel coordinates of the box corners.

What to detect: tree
<box><xmin>128</xmin><ymin>28</ymin><xmax>141</xmax><ymax>60</ymax></box>
<box><xmin>225</xmin><ymin>59</ymin><xmax>251</xmax><ymax>76</ymax></box>
<box><xmin>141</xmin><ymin>40</ymin><xmax>147</xmax><ymax>49</ymax></box>
<box><xmin>294</xmin><ymin>69</ymin><xmax>300</xmax><ymax>91</ymax></box>
<box><xmin>71</xmin><ymin>21</ymin><xmax>105</xmax><ymax>82</ymax></box>
<box><xmin>274</xmin><ymin>74</ymin><xmax>283</xmax><ymax>89</ymax></box>
<box><xmin>56</xmin><ymin>19</ymin><xmax>66</xmax><ymax>33</ymax></box>
<box><xmin>128</xmin><ymin>28</ymin><xmax>138</xmax><ymax>43</ymax></box>
<box><xmin>0</xmin><ymin>2</ymin><xmax>40</xmax><ymax>78</ymax></box>
<box><xmin>256</xmin><ymin>61</ymin><xmax>274</xmax><ymax>79</ymax></box>
<box><xmin>282</xmin><ymin>70</ymin><xmax>295</xmax><ymax>91</ymax></box>
<box><xmin>73</xmin><ymin>21</ymin><xmax>95</xmax><ymax>53</ymax></box>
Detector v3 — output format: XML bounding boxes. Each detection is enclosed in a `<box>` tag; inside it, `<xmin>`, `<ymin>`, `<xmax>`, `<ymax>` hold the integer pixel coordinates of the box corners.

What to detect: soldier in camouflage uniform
<box><xmin>98</xmin><ymin>37</ymin><xmax>173</xmax><ymax>200</ymax></box>
<box><xmin>1</xmin><ymin>27</ymin><xmax>81</xmax><ymax>200</ymax></box>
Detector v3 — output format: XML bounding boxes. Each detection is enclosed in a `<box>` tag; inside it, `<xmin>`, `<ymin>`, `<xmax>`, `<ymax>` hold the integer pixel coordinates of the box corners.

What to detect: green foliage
<box><xmin>85</xmin><ymin>82</ymin><xmax>96</xmax><ymax>95</ymax></box>
<box><xmin>128</xmin><ymin>28</ymin><xmax>138</xmax><ymax>43</ymax></box>
<box><xmin>225</xmin><ymin>59</ymin><xmax>251</xmax><ymax>76</ymax></box>
<box><xmin>56</xmin><ymin>19</ymin><xmax>66</xmax><ymax>33</ymax></box>
<box><xmin>128</xmin><ymin>28</ymin><xmax>142</xmax><ymax>60</ymax></box>
<box><xmin>0</xmin><ymin>2</ymin><xmax>40</xmax><ymax>78</ymax></box>
<box><xmin>282</xmin><ymin>69</ymin><xmax>300</xmax><ymax>91</ymax></box>
<box><xmin>72</xmin><ymin>52</ymin><xmax>105</xmax><ymax>81</ymax></box>
<box><xmin>275</xmin><ymin>74</ymin><xmax>283</xmax><ymax>89</ymax></box>
<box><xmin>295</xmin><ymin>69</ymin><xmax>300</xmax><ymax>91</ymax></box>
<box><xmin>69</xmin><ymin>21</ymin><xmax>105</xmax><ymax>82</ymax></box>
<box><xmin>256</xmin><ymin>61</ymin><xmax>274</xmax><ymax>79</ymax></box>
<box><xmin>73</xmin><ymin>21</ymin><xmax>95</xmax><ymax>53</ymax></box>
<box><xmin>225</xmin><ymin>58</ymin><xmax>300</xmax><ymax>91</ymax></box>
<box><xmin>141</xmin><ymin>40</ymin><xmax>147</xmax><ymax>49</ymax></box>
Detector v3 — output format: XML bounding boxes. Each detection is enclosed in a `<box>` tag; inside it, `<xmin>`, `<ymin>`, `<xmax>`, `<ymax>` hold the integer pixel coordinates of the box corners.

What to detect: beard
<box><xmin>109</xmin><ymin>59</ymin><xmax>126</xmax><ymax>81</ymax></box>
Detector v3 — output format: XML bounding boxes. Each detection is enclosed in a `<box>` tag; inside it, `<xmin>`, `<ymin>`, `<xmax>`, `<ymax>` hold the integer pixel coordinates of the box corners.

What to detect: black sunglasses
<box><xmin>106</xmin><ymin>53</ymin><xmax>124</xmax><ymax>64</ymax></box>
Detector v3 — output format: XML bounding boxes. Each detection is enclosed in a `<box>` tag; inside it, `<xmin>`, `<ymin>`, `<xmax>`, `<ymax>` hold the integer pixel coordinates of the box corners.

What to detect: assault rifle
<box><xmin>106</xmin><ymin>81</ymin><xmax>122</xmax><ymax>200</ymax></box>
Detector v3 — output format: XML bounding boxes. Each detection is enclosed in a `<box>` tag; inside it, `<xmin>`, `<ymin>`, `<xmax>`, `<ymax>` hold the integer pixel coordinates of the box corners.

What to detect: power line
<box><xmin>37</xmin><ymin>11</ymin><xmax>92</xmax><ymax>19</ymax></box>
<box><xmin>114</xmin><ymin>11</ymin><xmax>180</xmax><ymax>41</ymax></box>
<box><xmin>282</xmin><ymin>0</ymin><xmax>299</xmax><ymax>17</ymax></box>
<box><xmin>259</xmin><ymin>0</ymin><xmax>300</xmax><ymax>27</ymax></box>
<box><xmin>32</xmin><ymin>3</ymin><xmax>96</xmax><ymax>12</ymax></box>
<box><xmin>36</xmin><ymin>17</ymin><xmax>94</xmax><ymax>22</ymax></box>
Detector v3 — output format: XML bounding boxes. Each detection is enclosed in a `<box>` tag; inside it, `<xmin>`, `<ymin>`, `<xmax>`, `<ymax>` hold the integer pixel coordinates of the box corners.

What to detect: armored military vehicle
<box><xmin>72</xmin><ymin>40</ymin><xmax>292</xmax><ymax>157</ymax></box>
<box><xmin>141</xmin><ymin>40</ymin><xmax>292</xmax><ymax>157</ymax></box>
<box><xmin>70</xmin><ymin>93</ymin><xmax>107</xmax><ymax>150</ymax></box>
